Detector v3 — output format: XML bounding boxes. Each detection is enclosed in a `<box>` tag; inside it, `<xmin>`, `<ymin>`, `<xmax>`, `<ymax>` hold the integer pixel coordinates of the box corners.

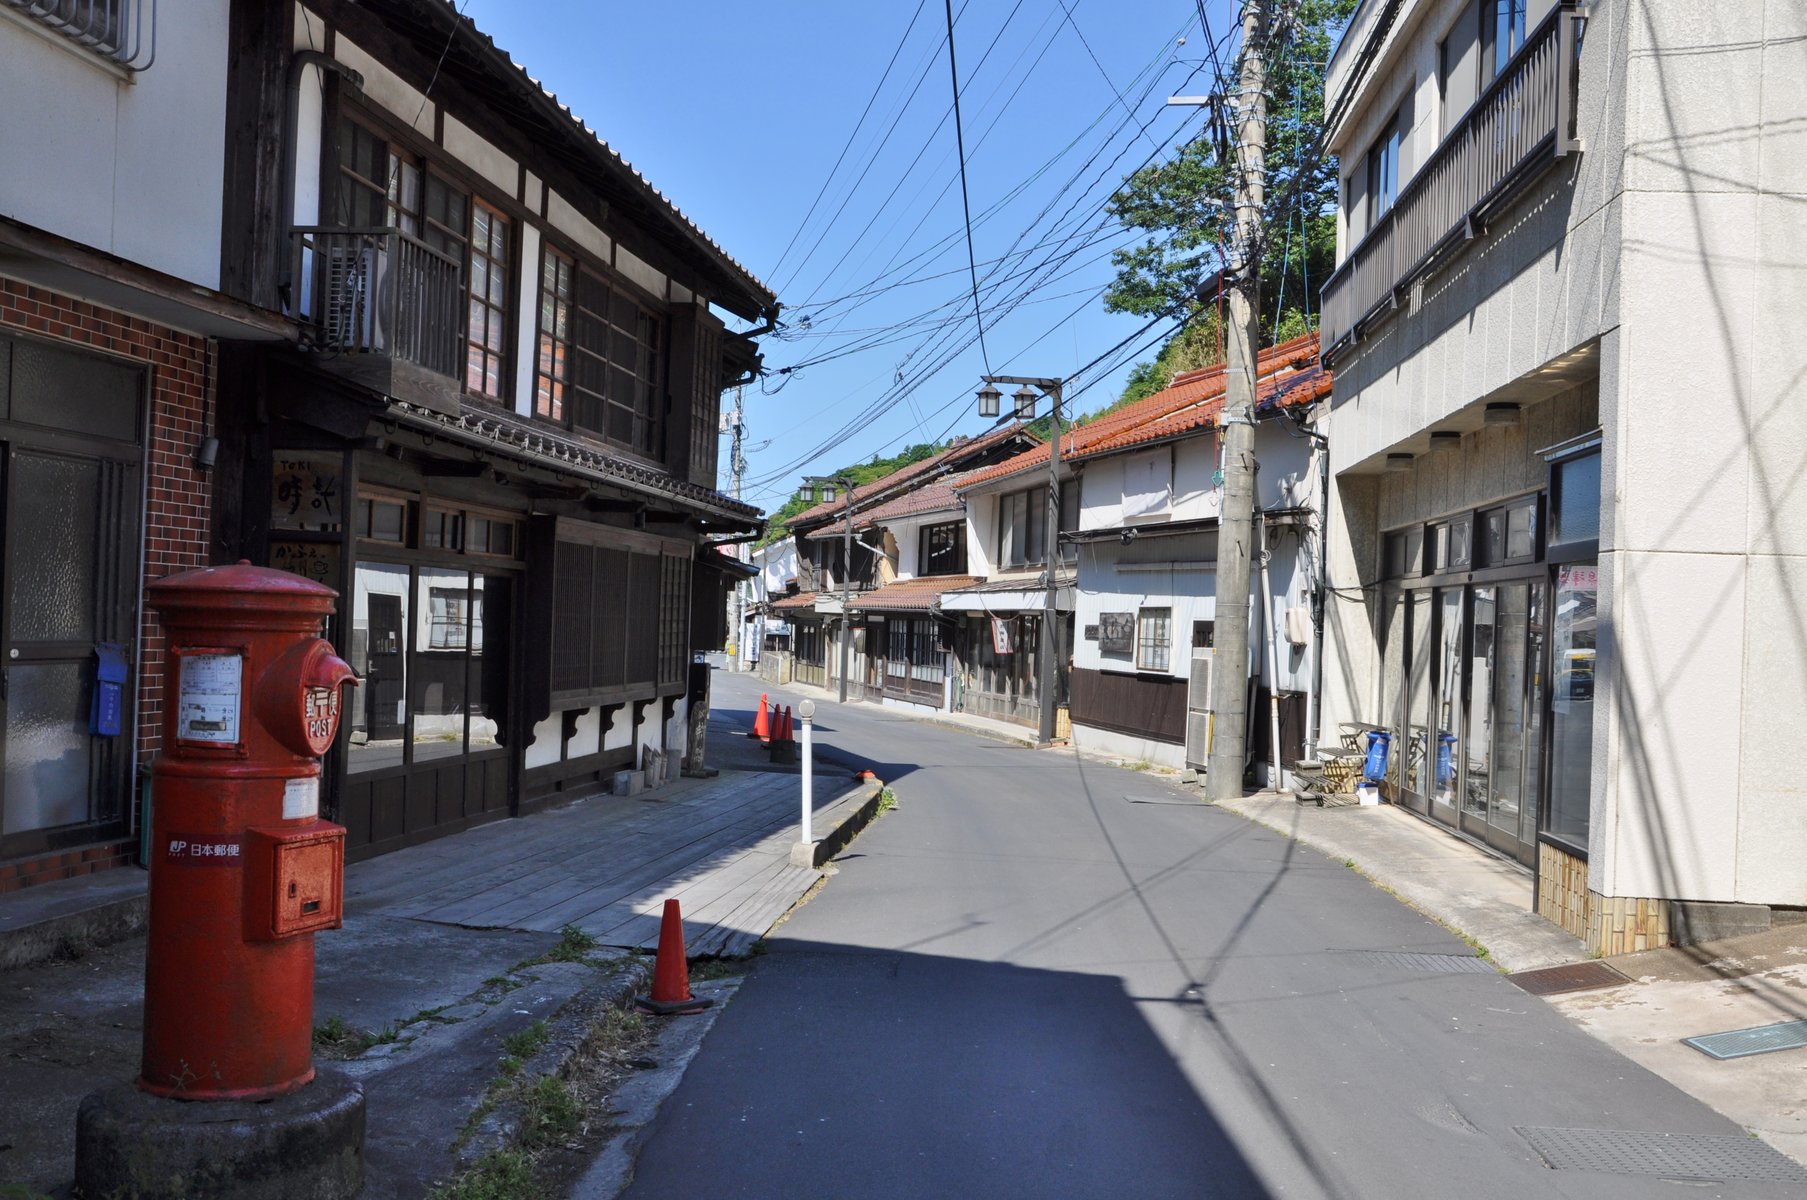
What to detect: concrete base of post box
<box><xmin>75</xmin><ymin>1068</ymin><xmax>364</xmax><ymax>1199</ymax></box>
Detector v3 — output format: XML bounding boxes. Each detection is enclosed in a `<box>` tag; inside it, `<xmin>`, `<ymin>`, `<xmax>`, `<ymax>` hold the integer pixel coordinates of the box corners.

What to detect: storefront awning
<box><xmin>938</xmin><ymin>571</ymin><xmax>1075</xmax><ymax>614</ymax></box>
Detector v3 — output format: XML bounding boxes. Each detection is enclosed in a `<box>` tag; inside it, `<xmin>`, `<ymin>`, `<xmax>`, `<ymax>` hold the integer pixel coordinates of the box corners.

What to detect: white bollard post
<box><xmin>790</xmin><ymin>700</ymin><xmax>818</xmax><ymax>869</ymax></box>
<box><xmin>799</xmin><ymin>699</ymin><xmax>814</xmax><ymax>845</ymax></box>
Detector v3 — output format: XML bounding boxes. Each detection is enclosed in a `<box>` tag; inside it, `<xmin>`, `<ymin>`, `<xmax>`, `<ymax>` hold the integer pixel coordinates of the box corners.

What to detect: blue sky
<box><xmin>460</xmin><ymin>0</ymin><xmax>1241</xmax><ymax>515</ymax></box>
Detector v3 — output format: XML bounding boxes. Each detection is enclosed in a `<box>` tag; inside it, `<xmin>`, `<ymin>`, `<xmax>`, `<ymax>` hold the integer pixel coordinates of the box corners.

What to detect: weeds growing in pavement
<box><xmin>430</xmin><ymin>1149</ymin><xmax>541</xmax><ymax>1200</ymax></box>
<box><xmin>502</xmin><ymin>1020</ymin><xmax>551</xmax><ymax>1061</ymax></box>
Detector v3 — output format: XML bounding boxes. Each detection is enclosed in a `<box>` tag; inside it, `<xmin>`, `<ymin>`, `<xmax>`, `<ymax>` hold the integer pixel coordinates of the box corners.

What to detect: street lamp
<box><xmin>804</xmin><ymin>473</ymin><xmax>856</xmax><ymax>704</ymax></box>
<box><xmin>976</xmin><ymin>381</ymin><xmax>1003</xmax><ymax>419</ymax></box>
<box><xmin>975</xmin><ymin>374</ymin><xmax>1066</xmax><ymax>747</ymax></box>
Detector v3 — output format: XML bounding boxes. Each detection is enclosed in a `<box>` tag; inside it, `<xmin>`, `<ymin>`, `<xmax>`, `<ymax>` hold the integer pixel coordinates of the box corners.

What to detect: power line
<box><xmin>764</xmin><ymin>0</ymin><xmax>931</xmax><ymax>283</ymax></box>
<box><xmin>945</xmin><ymin>0</ymin><xmax>992</xmax><ymax>374</ymax></box>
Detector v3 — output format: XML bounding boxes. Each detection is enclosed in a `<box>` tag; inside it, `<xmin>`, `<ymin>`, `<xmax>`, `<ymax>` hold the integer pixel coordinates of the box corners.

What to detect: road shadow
<box><xmin>624</xmin><ymin>938</ymin><xmax>1274</xmax><ymax>1200</ymax></box>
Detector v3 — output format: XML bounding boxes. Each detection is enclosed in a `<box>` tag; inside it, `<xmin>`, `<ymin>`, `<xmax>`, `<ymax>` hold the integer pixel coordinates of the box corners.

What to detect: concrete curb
<box><xmin>809</xmin><ymin>781</ymin><xmax>890</xmax><ymax>869</ymax></box>
<box><xmin>0</xmin><ymin>879</ymin><xmax>148</xmax><ymax>971</ymax></box>
<box><xmin>452</xmin><ymin>958</ymin><xmax>652</xmax><ymax>1171</ymax></box>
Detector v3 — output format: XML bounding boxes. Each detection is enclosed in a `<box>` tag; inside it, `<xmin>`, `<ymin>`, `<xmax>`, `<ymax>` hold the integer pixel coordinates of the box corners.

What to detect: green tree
<box><xmin>1103</xmin><ymin>0</ymin><xmax>1356</xmax><ymax>347</ymax></box>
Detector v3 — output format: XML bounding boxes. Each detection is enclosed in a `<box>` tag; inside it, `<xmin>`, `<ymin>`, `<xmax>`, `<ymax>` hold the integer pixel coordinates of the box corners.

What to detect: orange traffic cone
<box><xmin>749</xmin><ymin>694</ymin><xmax>770</xmax><ymax>741</ymax></box>
<box><xmin>635</xmin><ymin>899</ymin><xmax>713</xmax><ymax>1016</ymax></box>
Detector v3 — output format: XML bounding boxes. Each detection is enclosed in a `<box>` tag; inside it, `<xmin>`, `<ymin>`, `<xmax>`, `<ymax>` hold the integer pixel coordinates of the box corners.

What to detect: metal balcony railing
<box><xmin>1319</xmin><ymin>2</ymin><xmax>1583</xmax><ymax>362</ymax></box>
<box><xmin>3</xmin><ymin>0</ymin><xmax>155</xmax><ymax>70</ymax></box>
<box><xmin>292</xmin><ymin>227</ymin><xmax>463</xmax><ymax>382</ymax></box>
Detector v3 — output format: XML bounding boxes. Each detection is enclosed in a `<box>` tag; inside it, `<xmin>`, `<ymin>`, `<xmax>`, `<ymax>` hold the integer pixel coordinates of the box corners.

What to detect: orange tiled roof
<box><xmin>787</xmin><ymin>422</ymin><xmax>1036</xmax><ymax>528</ymax></box>
<box><xmin>848</xmin><ymin>575</ymin><xmax>981</xmax><ymax>613</ymax></box>
<box><xmin>953</xmin><ymin>333</ymin><xmax>1326</xmax><ymax>490</ymax></box>
<box><xmin>769</xmin><ymin>591</ymin><xmax>819</xmax><ymax>612</ymax></box>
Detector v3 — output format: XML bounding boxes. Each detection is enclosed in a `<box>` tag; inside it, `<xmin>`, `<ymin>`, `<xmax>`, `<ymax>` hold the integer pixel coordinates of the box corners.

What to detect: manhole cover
<box><xmin>1684</xmin><ymin>1018</ymin><xmax>1807</xmax><ymax>1061</ymax></box>
<box><xmin>1506</xmin><ymin>961</ymin><xmax>1629</xmax><ymax>996</ymax></box>
<box><xmin>1516</xmin><ymin>1127</ymin><xmax>1807</xmax><ymax>1183</ymax></box>
<box><xmin>1358</xmin><ymin>951</ymin><xmax>1497</xmax><ymax>974</ymax></box>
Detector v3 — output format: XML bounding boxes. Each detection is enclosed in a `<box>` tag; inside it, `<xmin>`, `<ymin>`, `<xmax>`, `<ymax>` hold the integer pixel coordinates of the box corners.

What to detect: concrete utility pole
<box><xmin>728</xmin><ymin>388</ymin><xmax>748</xmax><ymax>667</ymax></box>
<box><xmin>1205</xmin><ymin>0</ymin><xmax>1268</xmax><ymax>802</ymax></box>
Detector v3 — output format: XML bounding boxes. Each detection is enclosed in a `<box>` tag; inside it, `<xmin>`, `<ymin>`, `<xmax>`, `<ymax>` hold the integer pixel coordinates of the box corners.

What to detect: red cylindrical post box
<box><xmin>139</xmin><ymin>563</ymin><xmax>355</xmax><ymax>1100</ymax></box>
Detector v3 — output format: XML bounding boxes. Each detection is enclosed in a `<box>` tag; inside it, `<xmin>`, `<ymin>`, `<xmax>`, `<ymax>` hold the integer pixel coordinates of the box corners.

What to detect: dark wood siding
<box><xmin>1069</xmin><ymin>667</ymin><xmax>1187</xmax><ymax>744</ymax></box>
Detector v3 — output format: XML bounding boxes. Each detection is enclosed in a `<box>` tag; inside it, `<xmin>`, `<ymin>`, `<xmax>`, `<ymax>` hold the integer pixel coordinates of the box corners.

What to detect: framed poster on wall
<box><xmin>1099</xmin><ymin>611</ymin><xmax>1134</xmax><ymax>657</ymax></box>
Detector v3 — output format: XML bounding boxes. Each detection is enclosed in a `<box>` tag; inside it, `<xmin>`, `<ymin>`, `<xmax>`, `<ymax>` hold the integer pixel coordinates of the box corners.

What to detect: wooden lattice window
<box><xmin>466</xmin><ymin>200</ymin><xmax>510</xmax><ymax>399</ymax></box>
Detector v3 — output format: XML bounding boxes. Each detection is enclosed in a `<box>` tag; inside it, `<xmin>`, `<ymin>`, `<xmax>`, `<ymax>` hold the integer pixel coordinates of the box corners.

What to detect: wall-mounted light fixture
<box><xmin>1484</xmin><ymin>402</ymin><xmax>1521</xmax><ymax>426</ymax></box>
<box><xmin>1428</xmin><ymin>431</ymin><xmax>1461</xmax><ymax>453</ymax></box>
<box><xmin>1385</xmin><ymin>453</ymin><xmax>1415</xmax><ymax>472</ymax></box>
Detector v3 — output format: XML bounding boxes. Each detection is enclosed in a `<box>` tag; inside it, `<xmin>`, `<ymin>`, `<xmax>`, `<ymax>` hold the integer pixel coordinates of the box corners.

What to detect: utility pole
<box><xmin>729</xmin><ymin>388</ymin><xmax>749</xmax><ymax>668</ymax></box>
<box><xmin>977</xmin><ymin>376</ymin><xmax>1065</xmax><ymax>747</ymax></box>
<box><xmin>1205</xmin><ymin>0</ymin><xmax>1268</xmax><ymax>802</ymax></box>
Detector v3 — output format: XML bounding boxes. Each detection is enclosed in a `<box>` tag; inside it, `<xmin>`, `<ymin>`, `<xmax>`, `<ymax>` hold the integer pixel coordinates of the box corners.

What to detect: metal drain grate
<box><xmin>1516</xmin><ymin>1127</ymin><xmax>1807</xmax><ymax>1183</ymax></box>
<box><xmin>1358</xmin><ymin>951</ymin><xmax>1498</xmax><ymax>974</ymax></box>
<box><xmin>1506</xmin><ymin>961</ymin><xmax>1629</xmax><ymax>996</ymax></box>
<box><xmin>1684</xmin><ymin>1018</ymin><xmax>1807</xmax><ymax>1061</ymax></box>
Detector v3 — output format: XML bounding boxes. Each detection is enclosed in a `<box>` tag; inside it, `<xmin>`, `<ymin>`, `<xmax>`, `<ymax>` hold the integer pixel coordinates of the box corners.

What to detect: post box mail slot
<box><xmin>244</xmin><ymin>821</ymin><xmax>344</xmax><ymax>941</ymax></box>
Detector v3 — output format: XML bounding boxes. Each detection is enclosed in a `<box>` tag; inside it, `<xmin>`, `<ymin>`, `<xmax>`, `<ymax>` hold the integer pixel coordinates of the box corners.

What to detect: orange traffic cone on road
<box><xmin>749</xmin><ymin>694</ymin><xmax>770</xmax><ymax>741</ymax></box>
<box><xmin>635</xmin><ymin>899</ymin><xmax>713</xmax><ymax>1016</ymax></box>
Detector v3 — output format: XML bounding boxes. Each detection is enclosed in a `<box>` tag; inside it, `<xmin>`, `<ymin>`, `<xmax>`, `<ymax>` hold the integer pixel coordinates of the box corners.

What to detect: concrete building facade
<box><xmin>1317</xmin><ymin>0</ymin><xmax>1807</xmax><ymax>950</ymax></box>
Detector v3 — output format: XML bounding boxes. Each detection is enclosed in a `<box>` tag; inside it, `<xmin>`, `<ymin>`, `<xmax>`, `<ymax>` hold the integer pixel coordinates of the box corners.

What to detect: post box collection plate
<box><xmin>176</xmin><ymin>650</ymin><xmax>244</xmax><ymax>745</ymax></box>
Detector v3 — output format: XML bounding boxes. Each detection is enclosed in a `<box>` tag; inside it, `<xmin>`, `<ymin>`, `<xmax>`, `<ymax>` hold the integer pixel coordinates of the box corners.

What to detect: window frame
<box><xmin>1136</xmin><ymin>607</ymin><xmax>1173</xmax><ymax>673</ymax></box>
<box><xmin>465</xmin><ymin>198</ymin><xmax>512</xmax><ymax>401</ymax></box>
<box><xmin>535</xmin><ymin>239</ymin><xmax>667</xmax><ymax>460</ymax></box>
<box><xmin>919</xmin><ymin>520</ymin><xmax>967</xmax><ymax>576</ymax></box>
<box><xmin>996</xmin><ymin>488</ymin><xmax>1048</xmax><ymax>569</ymax></box>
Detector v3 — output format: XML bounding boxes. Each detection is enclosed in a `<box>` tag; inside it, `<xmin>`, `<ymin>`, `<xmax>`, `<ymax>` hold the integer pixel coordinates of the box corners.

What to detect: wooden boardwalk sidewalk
<box><xmin>346</xmin><ymin>768</ymin><xmax>874</xmax><ymax>958</ymax></box>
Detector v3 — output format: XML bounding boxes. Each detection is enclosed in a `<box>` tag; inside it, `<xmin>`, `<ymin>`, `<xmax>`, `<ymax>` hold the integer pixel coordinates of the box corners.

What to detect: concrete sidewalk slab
<box><xmin>1216</xmin><ymin>790</ymin><xmax>1585</xmax><ymax>972</ymax></box>
<box><xmin>1550</xmin><ymin>925</ymin><xmax>1807</xmax><ymax>1167</ymax></box>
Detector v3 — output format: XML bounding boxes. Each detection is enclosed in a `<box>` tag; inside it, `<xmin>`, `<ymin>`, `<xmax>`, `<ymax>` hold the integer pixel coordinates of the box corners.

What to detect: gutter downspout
<box><xmin>724</xmin><ymin>304</ymin><xmax>783</xmax><ymax>389</ymax></box>
<box><xmin>1258</xmin><ymin>509</ymin><xmax>1283</xmax><ymax>791</ymax></box>
<box><xmin>1297</xmin><ymin>419</ymin><xmax>1331</xmax><ymax>757</ymax></box>
<box><xmin>282</xmin><ymin>50</ymin><xmax>364</xmax><ymax>298</ymax></box>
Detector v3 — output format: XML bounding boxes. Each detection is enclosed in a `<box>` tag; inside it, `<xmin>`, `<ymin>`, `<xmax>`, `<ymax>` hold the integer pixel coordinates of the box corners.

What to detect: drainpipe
<box><xmin>1258</xmin><ymin>509</ymin><xmax>1283</xmax><ymax>791</ymax></box>
<box><xmin>723</xmin><ymin>304</ymin><xmax>783</xmax><ymax>389</ymax></box>
<box><xmin>282</xmin><ymin>50</ymin><xmax>364</xmax><ymax>299</ymax></box>
<box><xmin>1296</xmin><ymin>419</ymin><xmax>1331</xmax><ymax>756</ymax></box>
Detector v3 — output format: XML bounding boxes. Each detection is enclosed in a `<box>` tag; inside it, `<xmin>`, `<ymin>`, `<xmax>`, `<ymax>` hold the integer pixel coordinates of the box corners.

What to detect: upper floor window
<box><xmin>467</xmin><ymin>201</ymin><xmax>510</xmax><ymax>400</ymax></box>
<box><xmin>535</xmin><ymin>243</ymin><xmax>663</xmax><ymax>458</ymax></box>
<box><xmin>1488</xmin><ymin>0</ymin><xmax>1527</xmax><ymax>79</ymax></box>
<box><xmin>997</xmin><ymin>489</ymin><xmax>1046</xmax><ymax>569</ymax></box>
<box><xmin>1366</xmin><ymin>104</ymin><xmax>1408</xmax><ymax>228</ymax></box>
<box><xmin>919</xmin><ymin>522</ymin><xmax>966</xmax><ymax>576</ymax></box>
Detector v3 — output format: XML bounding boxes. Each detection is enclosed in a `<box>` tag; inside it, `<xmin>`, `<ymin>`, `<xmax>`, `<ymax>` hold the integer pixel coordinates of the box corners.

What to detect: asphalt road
<box><xmin>616</xmin><ymin>672</ymin><xmax>1788</xmax><ymax>1200</ymax></box>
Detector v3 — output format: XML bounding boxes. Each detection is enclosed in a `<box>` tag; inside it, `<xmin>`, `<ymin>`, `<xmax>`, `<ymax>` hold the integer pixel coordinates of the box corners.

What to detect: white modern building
<box><xmin>1316</xmin><ymin>0</ymin><xmax>1806</xmax><ymax>950</ymax></box>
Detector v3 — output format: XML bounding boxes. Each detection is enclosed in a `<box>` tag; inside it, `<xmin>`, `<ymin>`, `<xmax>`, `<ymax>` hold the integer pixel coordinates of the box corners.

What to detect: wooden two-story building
<box><xmin>208</xmin><ymin>0</ymin><xmax>777</xmax><ymax>858</ymax></box>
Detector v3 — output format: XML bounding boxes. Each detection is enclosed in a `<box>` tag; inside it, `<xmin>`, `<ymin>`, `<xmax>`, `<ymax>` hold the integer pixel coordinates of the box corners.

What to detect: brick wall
<box><xmin>0</xmin><ymin>277</ymin><xmax>213</xmax><ymax>886</ymax></box>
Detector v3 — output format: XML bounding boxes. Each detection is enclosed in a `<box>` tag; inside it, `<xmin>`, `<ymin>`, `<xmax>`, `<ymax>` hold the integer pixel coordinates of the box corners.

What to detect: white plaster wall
<box><xmin>546</xmin><ymin>190</ymin><xmax>610</xmax><ymax>263</ymax></box>
<box><xmin>963</xmin><ymin>492</ymin><xmax>1002</xmax><ymax>576</ymax></box>
<box><xmin>1071</xmin><ymin>723</ymin><xmax>1188</xmax><ymax>771</ymax></box>
<box><xmin>441</xmin><ymin>113</ymin><xmax>518</xmax><ymax>197</ymax></box>
<box><xmin>333</xmin><ymin>32</ymin><xmax>434</xmax><ymax>139</ymax></box>
<box><xmin>602</xmin><ymin>704</ymin><xmax>632</xmax><ymax>752</ymax></box>
<box><xmin>513</xmin><ymin>223</ymin><xmax>542</xmax><ymax>415</ymax></box>
<box><xmin>526</xmin><ymin>714</ymin><xmax>561</xmax><ymax>768</ymax></box>
<box><xmin>0</xmin><ymin>2</ymin><xmax>231</xmax><ymax>288</ymax></box>
<box><xmin>567</xmin><ymin>707</ymin><xmax>602</xmax><ymax>758</ymax></box>
<box><xmin>615</xmin><ymin>245</ymin><xmax>666</xmax><ymax>301</ymax></box>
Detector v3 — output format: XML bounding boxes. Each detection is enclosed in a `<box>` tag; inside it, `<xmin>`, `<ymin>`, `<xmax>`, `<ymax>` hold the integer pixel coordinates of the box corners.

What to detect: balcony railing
<box><xmin>1319</xmin><ymin>2</ymin><xmax>1582</xmax><ymax>362</ymax></box>
<box><xmin>4</xmin><ymin>0</ymin><xmax>155</xmax><ymax>71</ymax></box>
<box><xmin>293</xmin><ymin>227</ymin><xmax>462</xmax><ymax>374</ymax></box>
